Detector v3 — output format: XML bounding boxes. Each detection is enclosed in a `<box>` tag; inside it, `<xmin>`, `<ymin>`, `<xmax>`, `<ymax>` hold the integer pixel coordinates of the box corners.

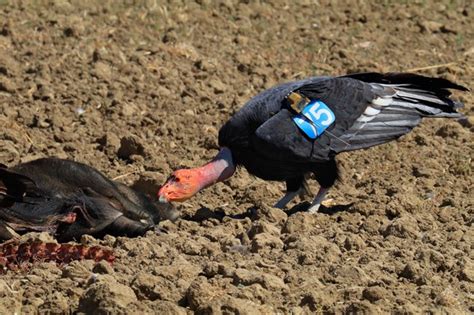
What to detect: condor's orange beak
<box><xmin>158</xmin><ymin>147</ymin><xmax>236</xmax><ymax>203</ymax></box>
<box><xmin>158</xmin><ymin>169</ymin><xmax>203</xmax><ymax>203</ymax></box>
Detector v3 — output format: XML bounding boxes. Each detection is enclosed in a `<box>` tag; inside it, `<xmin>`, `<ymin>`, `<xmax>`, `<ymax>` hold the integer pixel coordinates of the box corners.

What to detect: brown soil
<box><xmin>0</xmin><ymin>0</ymin><xmax>473</xmax><ymax>314</ymax></box>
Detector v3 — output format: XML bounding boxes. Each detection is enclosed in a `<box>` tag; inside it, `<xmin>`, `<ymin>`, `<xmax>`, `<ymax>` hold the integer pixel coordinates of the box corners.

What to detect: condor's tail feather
<box><xmin>389</xmin><ymin>86</ymin><xmax>464</xmax><ymax>118</ymax></box>
<box><xmin>332</xmin><ymin>72</ymin><xmax>467</xmax><ymax>153</ymax></box>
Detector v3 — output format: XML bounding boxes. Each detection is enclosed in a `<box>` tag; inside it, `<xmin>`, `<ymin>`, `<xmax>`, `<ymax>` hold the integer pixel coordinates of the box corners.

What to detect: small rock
<box><xmin>412</xmin><ymin>165</ymin><xmax>431</xmax><ymax>178</ymax></box>
<box><xmin>209</xmin><ymin>78</ymin><xmax>226</xmax><ymax>94</ymax></box>
<box><xmin>156</xmin><ymin>86</ymin><xmax>172</xmax><ymax>97</ymax></box>
<box><xmin>234</xmin><ymin>35</ymin><xmax>249</xmax><ymax>45</ymax></box>
<box><xmin>187</xmin><ymin>277</ymin><xmax>273</xmax><ymax>313</ymax></box>
<box><xmin>194</xmin><ymin>59</ymin><xmax>214</xmax><ymax>72</ymax></box>
<box><xmin>28</xmin><ymin>297</ymin><xmax>45</xmax><ymax>308</ymax></box>
<box><xmin>121</xmin><ymin>102</ymin><xmax>139</xmax><ymax>117</ymax></box>
<box><xmin>418</xmin><ymin>20</ymin><xmax>443</xmax><ymax>33</ymax></box>
<box><xmin>93</xmin><ymin>62</ymin><xmax>112</xmax><ymax>82</ymax></box>
<box><xmin>184</xmin><ymin>109</ymin><xmax>194</xmax><ymax>116</ymax></box>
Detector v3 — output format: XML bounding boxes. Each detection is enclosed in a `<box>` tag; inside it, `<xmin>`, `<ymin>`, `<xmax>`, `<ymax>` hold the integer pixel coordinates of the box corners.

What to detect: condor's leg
<box><xmin>309</xmin><ymin>159</ymin><xmax>339</xmax><ymax>213</ymax></box>
<box><xmin>274</xmin><ymin>176</ymin><xmax>309</xmax><ymax>209</ymax></box>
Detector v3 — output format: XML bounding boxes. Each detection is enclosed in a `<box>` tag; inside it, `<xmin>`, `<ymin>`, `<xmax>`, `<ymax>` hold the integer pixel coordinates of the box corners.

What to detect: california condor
<box><xmin>158</xmin><ymin>72</ymin><xmax>467</xmax><ymax>212</ymax></box>
<box><xmin>0</xmin><ymin>158</ymin><xmax>171</xmax><ymax>241</ymax></box>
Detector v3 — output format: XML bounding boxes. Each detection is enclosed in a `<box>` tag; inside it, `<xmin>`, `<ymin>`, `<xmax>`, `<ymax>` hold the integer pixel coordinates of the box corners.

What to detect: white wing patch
<box><xmin>371</xmin><ymin>96</ymin><xmax>393</xmax><ymax>107</ymax></box>
<box><xmin>363</xmin><ymin>106</ymin><xmax>381</xmax><ymax>116</ymax></box>
<box><xmin>355</xmin><ymin>96</ymin><xmax>393</xmax><ymax>124</ymax></box>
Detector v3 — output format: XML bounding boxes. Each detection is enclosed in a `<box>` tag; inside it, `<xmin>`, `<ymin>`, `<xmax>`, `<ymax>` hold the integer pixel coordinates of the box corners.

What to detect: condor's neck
<box><xmin>197</xmin><ymin>147</ymin><xmax>236</xmax><ymax>190</ymax></box>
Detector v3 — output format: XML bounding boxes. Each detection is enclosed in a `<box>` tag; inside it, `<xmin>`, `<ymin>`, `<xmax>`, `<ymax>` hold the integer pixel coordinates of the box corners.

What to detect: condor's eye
<box><xmin>167</xmin><ymin>175</ymin><xmax>178</xmax><ymax>183</ymax></box>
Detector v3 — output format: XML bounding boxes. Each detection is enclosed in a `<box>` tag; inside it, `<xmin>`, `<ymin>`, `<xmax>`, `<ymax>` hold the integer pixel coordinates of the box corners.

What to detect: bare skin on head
<box><xmin>158</xmin><ymin>147</ymin><xmax>235</xmax><ymax>203</ymax></box>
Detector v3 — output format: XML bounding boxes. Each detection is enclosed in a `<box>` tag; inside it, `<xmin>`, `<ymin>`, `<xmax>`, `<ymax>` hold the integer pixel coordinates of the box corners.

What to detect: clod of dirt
<box><xmin>41</xmin><ymin>292</ymin><xmax>70</xmax><ymax>314</ymax></box>
<box><xmin>282</xmin><ymin>212</ymin><xmax>318</xmax><ymax>234</ymax></box>
<box><xmin>93</xmin><ymin>62</ymin><xmax>113</xmax><ymax>82</ymax></box>
<box><xmin>148</xmin><ymin>301</ymin><xmax>187</xmax><ymax>315</ymax></box>
<box><xmin>121</xmin><ymin>102</ymin><xmax>140</xmax><ymax>117</ymax></box>
<box><xmin>362</xmin><ymin>286</ymin><xmax>388</xmax><ymax>302</ymax></box>
<box><xmin>248</xmin><ymin>221</ymin><xmax>281</xmax><ymax>238</ymax></box>
<box><xmin>0</xmin><ymin>77</ymin><xmax>15</xmax><ymax>93</ymax></box>
<box><xmin>250</xmin><ymin>232</ymin><xmax>284</xmax><ymax>253</ymax></box>
<box><xmin>61</xmin><ymin>260</ymin><xmax>94</xmax><ymax>283</ymax></box>
<box><xmin>343</xmin><ymin>234</ymin><xmax>366</xmax><ymax>251</ymax></box>
<box><xmin>0</xmin><ymin>279</ymin><xmax>13</xmax><ymax>298</ymax></box>
<box><xmin>459</xmin><ymin>261</ymin><xmax>474</xmax><ymax>282</ymax></box>
<box><xmin>418</xmin><ymin>20</ymin><xmax>444</xmax><ymax>33</ymax></box>
<box><xmin>117</xmin><ymin>135</ymin><xmax>146</xmax><ymax>160</ymax></box>
<box><xmin>131</xmin><ymin>172</ymin><xmax>165</xmax><ymax>196</ymax></box>
<box><xmin>78</xmin><ymin>275</ymin><xmax>137</xmax><ymax>314</ymax></box>
<box><xmin>232</xmin><ymin>268</ymin><xmax>288</xmax><ymax>290</ymax></box>
<box><xmin>382</xmin><ymin>216</ymin><xmax>421</xmax><ymax>239</ymax></box>
<box><xmin>131</xmin><ymin>273</ymin><xmax>165</xmax><ymax>301</ymax></box>
<box><xmin>253</xmin><ymin>205</ymin><xmax>288</xmax><ymax>225</ymax></box>
<box><xmin>0</xmin><ymin>140</ymin><xmax>19</xmax><ymax>163</ymax></box>
<box><xmin>93</xmin><ymin>261</ymin><xmax>114</xmax><ymax>275</ymax></box>
<box><xmin>209</xmin><ymin>78</ymin><xmax>226</xmax><ymax>94</ymax></box>
<box><xmin>399</xmin><ymin>262</ymin><xmax>426</xmax><ymax>285</ymax></box>
<box><xmin>97</xmin><ymin>132</ymin><xmax>121</xmax><ymax>158</ymax></box>
<box><xmin>186</xmin><ymin>276</ymin><xmax>274</xmax><ymax>313</ymax></box>
<box><xmin>435</xmin><ymin>289</ymin><xmax>459</xmax><ymax>307</ymax></box>
<box><xmin>32</xmin><ymin>84</ymin><xmax>54</xmax><ymax>101</ymax></box>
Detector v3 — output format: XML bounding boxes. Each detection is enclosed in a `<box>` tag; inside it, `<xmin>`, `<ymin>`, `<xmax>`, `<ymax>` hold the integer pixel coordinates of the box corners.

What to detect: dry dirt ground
<box><xmin>0</xmin><ymin>0</ymin><xmax>473</xmax><ymax>314</ymax></box>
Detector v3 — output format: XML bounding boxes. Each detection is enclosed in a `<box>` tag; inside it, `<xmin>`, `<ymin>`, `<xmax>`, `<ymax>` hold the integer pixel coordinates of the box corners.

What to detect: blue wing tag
<box><xmin>292</xmin><ymin>100</ymin><xmax>335</xmax><ymax>139</ymax></box>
